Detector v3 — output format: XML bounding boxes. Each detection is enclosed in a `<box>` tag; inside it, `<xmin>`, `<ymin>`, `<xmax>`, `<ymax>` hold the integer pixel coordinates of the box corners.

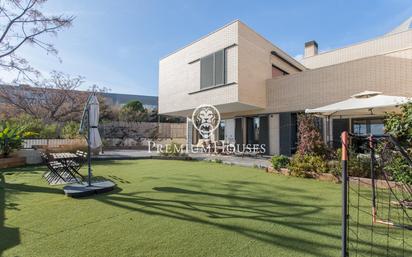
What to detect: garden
<box><xmin>0</xmin><ymin>1</ymin><xmax>411</xmax><ymax>254</ymax></box>
<box><xmin>269</xmin><ymin>102</ymin><xmax>412</xmax><ymax>185</ymax></box>
<box><xmin>1</xmin><ymin>99</ymin><xmax>412</xmax><ymax>256</ymax></box>
<box><xmin>2</xmin><ymin>159</ymin><xmax>411</xmax><ymax>257</ymax></box>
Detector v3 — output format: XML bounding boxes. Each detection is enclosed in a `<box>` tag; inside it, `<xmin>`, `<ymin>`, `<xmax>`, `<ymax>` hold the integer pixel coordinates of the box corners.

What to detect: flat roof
<box><xmin>160</xmin><ymin>20</ymin><xmax>240</xmax><ymax>60</ymax></box>
<box><xmin>160</xmin><ymin>19</ymin><xmax>306</xmax><ymax>70</ymax></box>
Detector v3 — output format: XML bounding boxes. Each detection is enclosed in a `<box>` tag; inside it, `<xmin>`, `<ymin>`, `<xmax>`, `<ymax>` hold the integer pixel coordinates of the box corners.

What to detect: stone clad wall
<box><xmin>99</xmin><ymin>122</ymin><xmax>186</xmax><ymax>139</ymax></box>
<box><xmin>99</xmin><ymin>122</ymin><xmax>186</xmax><ymax>148</ymax></box>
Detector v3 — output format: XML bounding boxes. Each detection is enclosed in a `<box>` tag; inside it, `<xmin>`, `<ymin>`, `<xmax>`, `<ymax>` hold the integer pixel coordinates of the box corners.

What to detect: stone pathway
<box><xmin>93</xmin><ymin>150</ymin><xmax>271</xmax><ymax>168</ymax></box>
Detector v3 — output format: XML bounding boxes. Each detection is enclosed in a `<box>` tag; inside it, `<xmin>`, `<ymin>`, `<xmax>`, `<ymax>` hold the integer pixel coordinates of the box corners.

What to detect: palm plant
<box><xmin>0</xmin><ymin>123</ymin><xmax>36</xmax><ymax>157</ymax></box>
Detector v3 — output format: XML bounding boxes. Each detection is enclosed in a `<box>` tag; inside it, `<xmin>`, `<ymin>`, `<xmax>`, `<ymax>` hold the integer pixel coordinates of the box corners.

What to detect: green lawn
<box><xmin>1</xmin><ymin>160</ymin><xmax>411</xmax><ymax>257</ymax></box>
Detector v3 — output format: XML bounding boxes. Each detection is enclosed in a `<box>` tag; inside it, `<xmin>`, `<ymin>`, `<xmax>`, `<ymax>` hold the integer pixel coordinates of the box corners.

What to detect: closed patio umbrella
<box><xmin>88</xmin><ymin>95</ymin><xmax>102</xmax><ymax>149</ymax></box>
<box><xmin>79</xmin><ymin>93</ymin><xmax>102</xmax><ymax>186</ymax></box>
<box><xmin>63</xmin><ymin>92</ymin><xmax>115</xmax><ymax>197</ymax></box>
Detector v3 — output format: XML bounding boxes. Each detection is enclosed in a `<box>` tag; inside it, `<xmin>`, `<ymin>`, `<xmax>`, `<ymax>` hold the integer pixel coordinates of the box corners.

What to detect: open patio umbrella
<box><xmin>305</xmin><ymin>91</ymin><xmax>410</xmax><ymax>117</ymax></box>
<box><xmin>305</xmin><ymin>91</ymin><xmax>411</xmax><ymax>144</ymax></box>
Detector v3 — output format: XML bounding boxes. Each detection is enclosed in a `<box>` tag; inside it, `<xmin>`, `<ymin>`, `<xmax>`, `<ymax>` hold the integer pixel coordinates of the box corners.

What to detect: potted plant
<box><xmin>0</xmin><ymin>123</ymin><xmax>35</xmax><ymax>168</ymax></box>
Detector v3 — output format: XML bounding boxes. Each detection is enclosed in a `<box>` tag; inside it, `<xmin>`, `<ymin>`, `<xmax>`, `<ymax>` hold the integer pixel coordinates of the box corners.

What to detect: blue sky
<box><xmin>4</xmin><ymin>0</ymin><xmax>411</xmax><ymax>96</ymax></box>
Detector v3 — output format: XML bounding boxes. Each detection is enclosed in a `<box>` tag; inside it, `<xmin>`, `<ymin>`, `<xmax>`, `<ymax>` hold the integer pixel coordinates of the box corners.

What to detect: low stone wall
<box><xmin>103</xmin><ymin>137</ymin><xmax>186</xmax><ymax>149</ymax></box>
<box><xmin>266</xmin><ymin>165</ymin><xmax>400</xmax><ymax>188</ymax></box>
<box><xmin>267</xmin><ymin>166</ymin><xmax>340</xmax><ymax>183</ymax></box>
<box><xmin>349</xmin><ymin>176</ymin><xmax>398</xmax><ymax>190</ymax></box>
<box><xmin>100</xmin><ymin>122</ymin><xmax>186</xmax><ymax>139</ymax></box>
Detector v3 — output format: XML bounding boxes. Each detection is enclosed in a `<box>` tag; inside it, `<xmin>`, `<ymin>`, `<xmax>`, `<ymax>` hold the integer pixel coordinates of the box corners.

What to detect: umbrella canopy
<box><xmin>88</xmin><ymin>95</ymin><xmax>102</xmax><ymax>149</ymax></box>
<box><xmin>305</xmin><ymin>91</ymin><xmax>410</xmax><ymax>117</ymax></box>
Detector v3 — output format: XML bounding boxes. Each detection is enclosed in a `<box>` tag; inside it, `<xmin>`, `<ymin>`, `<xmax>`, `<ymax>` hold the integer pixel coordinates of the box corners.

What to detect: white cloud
<box><xmin>294</xmin><ymin>54</ymin><xmax>303</xmax><ymax>60</ymax></box>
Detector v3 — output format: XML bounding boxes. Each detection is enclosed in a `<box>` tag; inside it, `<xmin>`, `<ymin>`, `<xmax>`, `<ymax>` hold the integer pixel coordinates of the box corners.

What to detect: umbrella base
<box><xmin>63</xmin><ymin>180</ymin><xmax>115</xmax><ymax>198</ymax></box>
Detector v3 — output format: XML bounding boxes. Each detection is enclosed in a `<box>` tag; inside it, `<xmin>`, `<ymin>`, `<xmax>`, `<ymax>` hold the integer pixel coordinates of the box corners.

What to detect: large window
<box><xmin>352</xmin><ymin>118</ymin><xmax>384</xmax><ymax>136</ymax></box>
<box><xmin>200</xmin><ymin>49</ymin><xmax>225</xmax><ymax>89</ymax></box>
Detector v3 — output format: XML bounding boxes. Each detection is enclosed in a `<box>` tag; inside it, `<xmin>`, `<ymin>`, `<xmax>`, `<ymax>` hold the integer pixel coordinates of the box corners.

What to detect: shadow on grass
<box><xmin>0</xmin><ymin>173</ymin><xmax>20</xmax><ymax>256</ymax></box>
<box><xmin>95</xmin><ymin>185</ymin><xmax>334</xmax><ymax>256</ymax></box>
<box><xmin>0</xmin><ymin>169</ymin><xmax>66</xmax><ymax>256</ymax></box>
<box><xmin>1</xmin><ymin>160</ymin><xmax>410</xmax><ymax>256</ymax></box>
<box><xmin>95</xmin><ymin>184</ymin><xmax>412</xmax><ymax>257</ymax></box>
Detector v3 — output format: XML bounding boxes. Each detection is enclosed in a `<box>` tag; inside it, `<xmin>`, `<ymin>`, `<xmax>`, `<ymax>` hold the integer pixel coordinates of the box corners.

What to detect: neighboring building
<box><xmin>0</xmin><ymin>85</ymin><xmax>158</xmax><ymax>110</ymax></box>
<box><xmin>159</xmin><ymin>18</ymin><xmax>412</xmax><ymax>155</ymax></box>
<box><xmin>102</xmin><ymin>92</ymin><xmax>158</xmax><ymax>110</ymax></box>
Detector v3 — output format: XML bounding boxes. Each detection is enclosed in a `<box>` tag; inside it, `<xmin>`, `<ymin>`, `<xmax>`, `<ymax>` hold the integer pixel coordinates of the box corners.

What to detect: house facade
<box><xmin>158</xmin><ymin>19</ymin><xmax>412</xmax><ymax>156</ymax></box>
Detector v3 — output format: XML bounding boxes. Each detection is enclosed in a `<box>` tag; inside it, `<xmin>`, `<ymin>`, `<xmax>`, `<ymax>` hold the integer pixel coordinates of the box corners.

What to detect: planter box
<box><xmin>0</xmin><ymin>156</ymin><xmax>26</xmax><ymax>169</ymax></box>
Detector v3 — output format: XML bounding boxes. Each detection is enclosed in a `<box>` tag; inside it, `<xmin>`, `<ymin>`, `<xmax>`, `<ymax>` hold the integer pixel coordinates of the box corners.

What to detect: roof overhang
<box><xmin>160</xmin><ymin>102</ymin><xmax>263</xmax><ymax>118</ymax></box>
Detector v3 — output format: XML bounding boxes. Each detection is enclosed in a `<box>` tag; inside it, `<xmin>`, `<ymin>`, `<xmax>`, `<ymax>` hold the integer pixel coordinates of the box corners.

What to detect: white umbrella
<box><xmin>88</xmin><ymin>95</ymin><xmax>102</xmax><ymax>149</ymax></box>
<box><xmin>305</xmin><ymin>91</ymin><xmax>410</xmax><ymax>145</ymax></box>
<box><xmin>306</xmin><ymin>91</ymin><xmax>410</xmax><ymax>117</ymax></box>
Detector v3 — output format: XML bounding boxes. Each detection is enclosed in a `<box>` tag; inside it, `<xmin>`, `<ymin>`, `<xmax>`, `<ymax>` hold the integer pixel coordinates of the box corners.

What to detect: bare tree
<box><xmin>0</xmin><ymin>71</ymin><xmax>109</xmax><ymax>122</ymax></box>
<box><xmin>0</xmin><ymin>0</ymin><xmax>74</xmax><ymax>80</ymax></box>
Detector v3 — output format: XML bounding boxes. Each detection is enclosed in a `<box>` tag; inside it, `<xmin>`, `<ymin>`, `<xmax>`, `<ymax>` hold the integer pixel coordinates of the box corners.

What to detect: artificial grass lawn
<box><xmin>0</xmin><ymin>160</ymin><xmax>411</xmax><ymax>257</ymax></box>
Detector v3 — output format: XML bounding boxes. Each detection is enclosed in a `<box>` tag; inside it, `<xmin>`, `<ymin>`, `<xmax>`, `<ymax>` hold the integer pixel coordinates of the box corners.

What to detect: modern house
<box><xmin>158</xmin><ymin>18</ymin><xmax>412</xmax><ymax>156</ymax></box>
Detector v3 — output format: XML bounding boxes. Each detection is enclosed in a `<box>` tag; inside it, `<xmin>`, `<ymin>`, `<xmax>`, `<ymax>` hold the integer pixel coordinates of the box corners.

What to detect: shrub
<box><xmin>384</xmin><ymin>154</ymin><xmax>412</xmax><ymax>185</ymax></box>
<box><xmin>289</xmin><ymin>154</ymin><xmax>328</xmax><ymax>177</ymax></box>
<box><xmin>0</xmin><ymin>123</ymin><xmax>36</xmax><ymax>157</ymax></box>
<box><xmin>38</xmin><ymin>123</ymin><xmax>59</xmax><ymax>139</ymax></box>
<box><xmin>119</xmin><ymin>100</ymin><xmax>148</xmax><ymax>122</ymax></box>
<box><xmin>6</xmin><ymin>115</ymin><xmax>43</xmax><ymax>137</ymax></box>
<box><xmin>332</xmin><ymin>148</ymin><xmax>371</xmax><ymax>178</ymax></box>
<box><xmin>6</xmin><ymin>115</ymin><xmax>60</xmax><ymax>139</ymax></box>
<box><xmin>296</xmin><ymin>114</ymin><xmax>327</xmax><ymax>157</ymax></box>
<box><xmin>271</xmin><ymin>155</ymin><xmax>290</xmax><ymax>170</ymax></box>
<box><xmin>62</xmin><ymin>121</ymin><xmax>81</xmax><ymax>139</ymax></box>
<box><xmin>326</xmin><ymin>160</ymin><xmax>341</xmax><ymax>177</ymax></box>
<box><xmin>385</xmin><ymin>102</ymin><xmax>412</xmax><ymax>146</ymax></box>
<box><xmin>384</xmin><ymin>102</ymin><xmax>412</xmax><ymax>184</ymax></box>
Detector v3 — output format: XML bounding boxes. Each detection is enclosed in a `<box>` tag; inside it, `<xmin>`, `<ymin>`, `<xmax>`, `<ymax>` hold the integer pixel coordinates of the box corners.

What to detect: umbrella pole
<box><xmin>87</xmin><ymin>107</ymin><xmax>92</xmax><ymax>187</ymax></box>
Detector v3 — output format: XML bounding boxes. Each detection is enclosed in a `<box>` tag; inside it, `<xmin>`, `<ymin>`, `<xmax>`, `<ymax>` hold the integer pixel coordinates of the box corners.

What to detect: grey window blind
<box><xmin>200</xmin><ymin>49</ymin><xmax>226</xmax><ymax>89</ymax></box>
<box><xmin>200</xmin><ymin>54</ymin><xmax>214</xmax><ymax>89</ymax></box>
<box><xmin>214</xmin><ymin>50</ymin><xmax>224</xmax><ymax>85</ymax></box>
